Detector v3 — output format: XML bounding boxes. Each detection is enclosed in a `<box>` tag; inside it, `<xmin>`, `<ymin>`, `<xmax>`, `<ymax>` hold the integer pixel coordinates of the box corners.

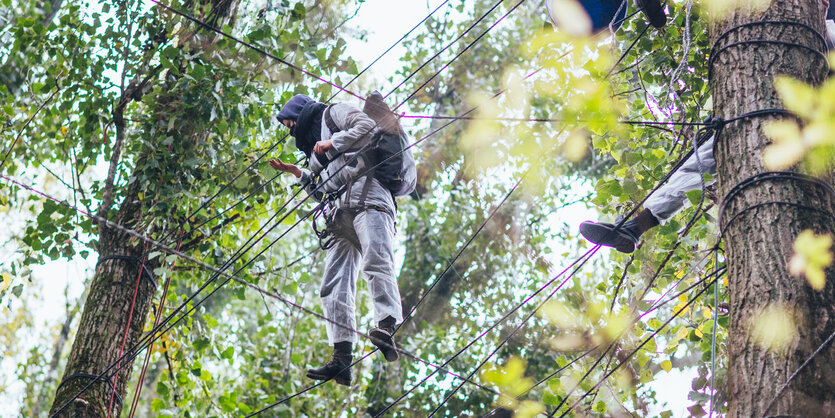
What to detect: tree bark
<box><xmin>710</xmin><ymin>1</ymin><xmax>835</xmax><ymax>416</ymax></box>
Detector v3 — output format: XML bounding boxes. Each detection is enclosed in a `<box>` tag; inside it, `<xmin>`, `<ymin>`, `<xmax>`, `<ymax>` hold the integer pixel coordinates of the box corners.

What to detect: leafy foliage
<box><xmin>1</xmin><ymin>0</ymin><xmax>833</xmax><ymax>416</ymax></box>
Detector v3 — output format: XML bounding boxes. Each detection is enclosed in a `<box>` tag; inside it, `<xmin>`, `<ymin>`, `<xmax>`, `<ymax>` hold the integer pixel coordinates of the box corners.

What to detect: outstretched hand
<box><xmin>269</xmin><ymin>159</ymin><xmax>302</xmax><ymax>178</ymax></box>
<box><xmin>313</xmin><ymin>140</ymin><xmax>334</xmax><ymax>155</ymax></box>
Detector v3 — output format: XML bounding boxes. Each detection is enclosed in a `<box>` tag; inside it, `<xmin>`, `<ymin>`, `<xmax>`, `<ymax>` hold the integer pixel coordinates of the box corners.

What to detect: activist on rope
<box><xmin>269</xmin><ymin>93</ymin><xmax>416</xmax><ymax>386</ymax></box>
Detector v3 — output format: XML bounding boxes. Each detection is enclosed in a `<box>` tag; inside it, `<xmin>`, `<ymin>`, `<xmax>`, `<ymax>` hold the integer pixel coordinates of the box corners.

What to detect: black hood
<box><xmin>292</xmin><ymin>101</ymin><xmax>327</xmax><ymax>158</ymax></box>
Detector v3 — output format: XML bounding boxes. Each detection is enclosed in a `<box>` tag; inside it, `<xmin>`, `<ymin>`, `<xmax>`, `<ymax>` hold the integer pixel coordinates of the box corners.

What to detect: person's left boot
<box><xmin>369</xmin><ymin>316</ymin><xmax>399</xmax><ymax>362</ymax></box>
<box><xmin>306</xmin><ymin>342</ymin><xmax>353</xmax><ymax>386</ymax></box>
<box><xmin>635</xmin><ymin>0</ymin><xmax>666</xmax><ymax>28</ymax></box>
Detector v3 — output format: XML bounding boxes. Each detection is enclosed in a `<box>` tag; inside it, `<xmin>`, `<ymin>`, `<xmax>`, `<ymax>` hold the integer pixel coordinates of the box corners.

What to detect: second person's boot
<box><xmin>636</xmin><ymin>0</ymin><xmax>666</xmax><ymax>28</ymax></box>
<box><xmin>579</xmin><ymin>208</ymin><xmax>660</xmax><ymax>253</ymax></box>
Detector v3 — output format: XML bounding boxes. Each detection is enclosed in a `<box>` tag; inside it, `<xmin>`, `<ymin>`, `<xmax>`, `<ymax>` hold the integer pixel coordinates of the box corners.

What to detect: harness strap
<box><xmin>323</xmin><ymin>105</ymin><xmax>340</xmax><ymax>134</ymax></box>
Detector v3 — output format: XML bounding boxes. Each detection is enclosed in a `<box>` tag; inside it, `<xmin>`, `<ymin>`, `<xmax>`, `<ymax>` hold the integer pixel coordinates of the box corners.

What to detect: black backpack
<box><xmin>324</xmin><ymin>91</ymin><xmax>417</xmax><ymax>197</ymax></box>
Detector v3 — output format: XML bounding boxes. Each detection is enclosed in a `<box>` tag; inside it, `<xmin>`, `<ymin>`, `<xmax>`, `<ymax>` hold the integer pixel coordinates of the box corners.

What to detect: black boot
<box><xmin>579</xmin><ymin>209</ymin><xmax>659</xmax><ymax>253</ymax></box>
<box><xmin>635</xmin><ymin>0</ymin><xmax>666</xmax><ymax>28</ymax></box>
<box><xmin>369</xmin><ymin>316</ymin><xmax>399</xmax><ymax>362</ymax></box>
<box><xmin>306</xmin><ymin>342</ymin><xmax>353</xmax><ymax>386</ymax></box>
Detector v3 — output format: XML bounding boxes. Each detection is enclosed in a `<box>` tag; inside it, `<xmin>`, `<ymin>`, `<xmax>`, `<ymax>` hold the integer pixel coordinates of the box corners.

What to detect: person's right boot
<box><xmin>369</xmin><ymin>316</ymin><xmax>399</xmax><ymax>362</ymax></box>
<box><xmin>306</xmin><ymin>342</ymin><xmax>352</xmax><ymax>386</ymax></box>
<box><xmin>635</xmin><ymin>0</ymin><xmax>666</xmax><ymax>28</ymax></box>
<box><xmin>579</xmin><ymin>209</ymin><xmax>659</xmax><ymax>253</ymax></box>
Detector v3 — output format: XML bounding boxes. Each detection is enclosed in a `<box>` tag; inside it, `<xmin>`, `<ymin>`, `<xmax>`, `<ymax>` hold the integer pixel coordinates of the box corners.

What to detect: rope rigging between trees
<box><xmin>9</xmin><ymin>0</ymin><xmax>826</xmax><ymax>415</ymax></box>
<box><xmin>45</xmin><ymin>1</ymin><xmax>536</xmax><ymax>414</ymax></box>
<box><xmin>1</xmin><ymin>174</ymin><xmax>499</xmax><ymax>408</ymax></box>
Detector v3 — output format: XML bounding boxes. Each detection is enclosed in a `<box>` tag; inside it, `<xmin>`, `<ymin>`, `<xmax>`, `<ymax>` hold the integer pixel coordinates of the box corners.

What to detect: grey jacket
<box><xmin>827</xmin><ymin>19</ymin><xmax>835</xmax><ymax>51</ymax></box>
<box><xmin>297</xmin><ymin>102</ymin><xmax>396</xmax><ymax>214</ymax></box>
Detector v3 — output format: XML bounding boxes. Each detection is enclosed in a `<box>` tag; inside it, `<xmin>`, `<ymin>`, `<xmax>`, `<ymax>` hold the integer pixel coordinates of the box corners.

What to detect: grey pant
<box><xmin>645</xmin><ymin>136</ymin><xmax>716</xmax><ymax>222</ymax></box>
<box><xmin>320</xmin><ymin>209</ymin><xmax>403</xmax><ymax>344</ymax></box>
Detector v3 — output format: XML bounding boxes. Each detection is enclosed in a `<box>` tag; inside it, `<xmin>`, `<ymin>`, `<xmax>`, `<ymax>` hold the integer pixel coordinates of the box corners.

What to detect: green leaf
<box><xmin>157</xmin><ymin>381</ymin><xmax>169</xmax><ymax>398</ymax></box>
<box><xmin>193</xmin><ymin>337</ymin><xmax>210</xmax><ymax>352</ymax></box>
<box><xmin>151</xmin><ymin>398</ymin><xmax>165</xmax><ymax>412</ymax></box>
<box><xmin>220</xmin><ymin>347</ymin><xmax>234</xmax><ymax>359</ymax></box>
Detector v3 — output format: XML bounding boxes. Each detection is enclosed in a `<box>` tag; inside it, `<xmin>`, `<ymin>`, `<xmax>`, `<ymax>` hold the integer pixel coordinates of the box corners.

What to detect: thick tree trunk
<box><xmin>710</xmin><ymin>1</ymin><xmax>835</xmax><ymax>416</ymax></box>
<box><xmin>49</xmin><ymin>181</ymin><xmax>158</xmax><ymax>417</ymax></box>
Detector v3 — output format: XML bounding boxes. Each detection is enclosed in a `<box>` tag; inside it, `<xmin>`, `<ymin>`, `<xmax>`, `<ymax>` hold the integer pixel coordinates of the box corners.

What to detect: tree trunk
<box><xmin>710</xmin><ymin>1</ymin><xmax>835</xmax><ymax>416</ymax></box>
<box><xmin>49</xmin><ymin>181</ymin><xmax>159</xmax><ymax>417</ymax></box>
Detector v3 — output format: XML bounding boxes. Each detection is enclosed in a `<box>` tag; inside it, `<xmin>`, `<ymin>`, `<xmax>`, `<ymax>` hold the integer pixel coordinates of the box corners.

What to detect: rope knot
<box><xmin>704</xmin><ymin>115</ymin><xmax>725</xmax><ymax>130</ymax></box>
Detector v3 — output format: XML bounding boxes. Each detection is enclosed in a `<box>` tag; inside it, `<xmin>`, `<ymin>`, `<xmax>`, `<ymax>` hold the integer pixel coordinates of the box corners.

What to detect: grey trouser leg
<box><xmin>320</xmin><ymin>237</ymin><xmax>361</xmax><ymax>344</ymax></box>
<box><xmin>645</xmin><ymin>136</ymin><xmax>716</xmax><ymax>222</ymax></box>
<box><xmin>319</xmin><ymin>209</ymin><xmax>403</xmax><ymax>344</ymax></box>
<box><xmin>353</xmin><ymin>209</ymin><xmax>403</xmax><ymax>326</ymax></box>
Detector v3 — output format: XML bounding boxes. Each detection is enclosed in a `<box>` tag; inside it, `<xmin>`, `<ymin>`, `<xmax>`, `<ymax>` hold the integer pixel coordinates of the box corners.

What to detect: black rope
<box><xmin>712</xmin><ymin>20</ymin><xmax>829</xmax><ymax>57</ymax></box>
<box><xmin>530</xmin><ymin>215</ymin><xmax>719</xmax><ymax>414</ymax></box>
<box><xmin>393</xmin><ymin>172</ymin><xmax>529</xmax><ymax>335</ymax></box>
<box><xmin>55</xmin><ymin>372</ymin><xmax>123</xmax><ymax>408</ymax></box>
<box><xmin>708</xmin><ymin>20</ymin><xmax>829</xmax><ymax>80</ymax></box>
<box><xmin>481</xmin><ymin>349</ymin><xmax>595</xmax><ymax>417</ymax></box>
<box><xmin>718</xmin><ymin>201</ymin><xmax>835</xmax><ymax>246</ymax></box>
<box><xmin>383</xmin><ymin>117</ymin><xmax>717</xmax><ymax>415</ymax></box>
<box><xmin>385</xmin><ymin>0</ymin><xmax>505</xmax><ymax>99</ymax></box>
<box><xmin>392</xmin><ymin>0</ymin><xmax>527</xmax><ymax>110</ymax></box>
<box><xmin>716</xmin><ymin>171</ymin><xmax>835</xmax><ymax>229</ymax></box>
<box><xmin>761</xmin><ymin>325</ymin><xmax>835</xmax><ymax>416</ymax></box>
<box><xmin>555</xmin><ymin>272</ymin><xmax>722</xmax><ymax>416</ymax></box>
<box><xmin>96</xmin><ymin>254</ymin><xmax>156</xmax><ymax>288</ymax></box>
<box><xmin>606</xmin><ymin>23</ymin><xmax>651</xmax><ymax>78</ymax></box>
<box><xmin>426</xmin><ymin>247</ymin><xmax>599</xmax><ymax>416</ymax></box>
<box><xmin>372</xmin><ymin>246</ymin><xmax>601</xmax><ymax>417</ymax></box>
<box><xmin>513</xmin><ymin>249</ymin><xmax>724</xmax><ymax>415</ymax></box>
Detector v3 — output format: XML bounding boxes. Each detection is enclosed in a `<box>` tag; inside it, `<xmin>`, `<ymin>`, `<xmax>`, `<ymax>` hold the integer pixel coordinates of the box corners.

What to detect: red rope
<box><xmin>107</xmin><ymin>241</ymin><xmax>150</xmax><ymax>417</ymax></box>
<box><xmin>127</xmin><ymin>231</ymin><xmax>183</xmax><ymax>417</ymax></box>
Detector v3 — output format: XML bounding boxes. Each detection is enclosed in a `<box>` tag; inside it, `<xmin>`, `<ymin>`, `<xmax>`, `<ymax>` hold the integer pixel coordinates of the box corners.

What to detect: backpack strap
<box><xmin>355</xmin><ymin>163</ymin><xmax>376</xmax><ymax>207</ymax></box>
<box><xmin>323</xmin><ymin>105</ymin><xmax>341</xmax><ymax>134</ymax></box>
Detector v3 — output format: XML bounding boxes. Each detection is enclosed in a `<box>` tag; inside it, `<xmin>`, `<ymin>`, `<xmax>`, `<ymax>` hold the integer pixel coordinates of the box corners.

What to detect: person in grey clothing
<box><xmin>580</xmin><ymin>136</ymin><xmax>715</xmax><ymax>253</ymax></box>
<box><xmin>269</xmin><ymin>95</ymin><xmax>403</xmax><ymax>386</ymax></box>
